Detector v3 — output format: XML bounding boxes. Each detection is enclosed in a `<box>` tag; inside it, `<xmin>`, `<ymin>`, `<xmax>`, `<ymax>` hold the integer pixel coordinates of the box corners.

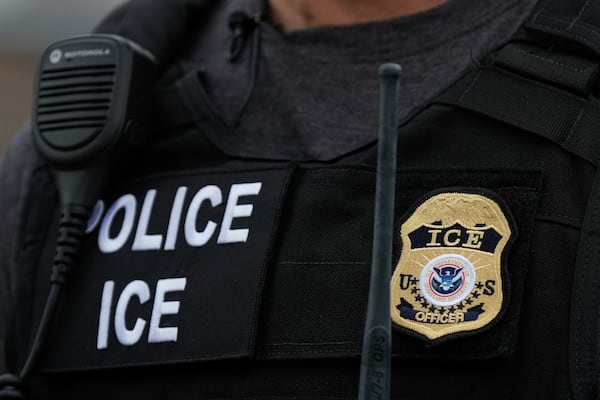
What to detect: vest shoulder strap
<box><xmin>436</xmin><ymin>62</ymin><xmax>600</xmax><ymax>166</ymax></box>
<box><xmin>527</xmin><ymin>0</ymin><xmax>600</xmax><ymax>57</ymax></box>
<box><xmin>437</xmin><ymin>0</ymin><xmax>600</xmax><ymax>166</ymax></box>
<box><xmin>438</xmin><ymin>3</ymin><xmax>600</xmax><ymax>397</ymax></box>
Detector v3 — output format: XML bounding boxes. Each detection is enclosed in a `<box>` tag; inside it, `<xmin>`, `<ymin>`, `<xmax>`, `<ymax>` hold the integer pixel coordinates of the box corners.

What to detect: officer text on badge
<box><xmin>390</xmin><ymin>190</ymin><xmax>514</xmax><ymax>343</ymax></box>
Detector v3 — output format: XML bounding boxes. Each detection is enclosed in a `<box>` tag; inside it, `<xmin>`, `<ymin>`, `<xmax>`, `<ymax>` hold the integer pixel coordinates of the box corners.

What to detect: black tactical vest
<box><xmin>5</xmin><ymin>0</ymin><xmax>600</xmax><ymax>399</ymax></box>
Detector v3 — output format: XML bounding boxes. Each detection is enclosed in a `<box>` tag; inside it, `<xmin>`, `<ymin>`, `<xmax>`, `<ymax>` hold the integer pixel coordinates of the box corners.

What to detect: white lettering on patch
<box><xmin>114</xmin><ymin>280</ymin><xmax>150</xmax><ymax>346</ymax></box>
<box><xmin>148</xmin><ymin>278</ymin><xmax>187</xmax><ymax>343</ymax></box>
<box><xmin>96</xmin><ymin>280</ymin><xmax>115</xmax><ymax>350</ymax></box>
<box><xmin>132</xmin><ymin>189</ymin><xmax>163</xmax><ymax>251</ymax></box>
<box><xmin>98</xmin><ymin>194</ymin><xmax>137</xmax><ymax>253</ymax></box>
<box><xmin>164</xmin><ymin>186</ymin><xmax>188</xmax><ymax>251</ymax></box>
<box><xmin>97</xmin><ymin>277</ymin><xmax>188</xmax><ymax>349</ymax></box>
<box><xmin>93</xmin><ymin>182</ymin><xmax>263</xmax><ymax>253</ymax></box>
<box><xmin>218</xmin><ymin>182</ymin><xmax>262</xmax><ymax>244</ymax></box>
<box><xmin>184</xmin><ymin>185</ymin><xmax>222</xmax><ymax>247</ymax></box>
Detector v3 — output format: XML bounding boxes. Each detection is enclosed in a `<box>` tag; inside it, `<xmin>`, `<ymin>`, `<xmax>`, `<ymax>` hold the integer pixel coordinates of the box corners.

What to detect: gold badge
<box><xmin>390</xmin><ymin>190</ymin><xmax>515</xmax><ymax>343</ymax></box>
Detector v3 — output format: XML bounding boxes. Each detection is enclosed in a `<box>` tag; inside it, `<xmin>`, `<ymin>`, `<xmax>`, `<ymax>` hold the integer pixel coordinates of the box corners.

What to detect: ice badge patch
<box><xmin>391</xmin><ymin>190</ymin><xmax>514</xmax><ymax>343</ymax></box>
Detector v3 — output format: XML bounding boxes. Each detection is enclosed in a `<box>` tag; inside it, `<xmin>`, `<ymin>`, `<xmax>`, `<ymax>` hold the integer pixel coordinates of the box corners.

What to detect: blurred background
<box><xmin>0</xmin><ymin>0</ymin><xmax>126</xmax><ymax>157</ymax></box>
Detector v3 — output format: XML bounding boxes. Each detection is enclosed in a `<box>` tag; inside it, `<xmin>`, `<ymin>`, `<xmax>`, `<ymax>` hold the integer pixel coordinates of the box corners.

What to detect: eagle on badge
<box><xmin>432</xmin><ymin>266</ymin><xmax>463</xmax><ymax>294</ymax></box>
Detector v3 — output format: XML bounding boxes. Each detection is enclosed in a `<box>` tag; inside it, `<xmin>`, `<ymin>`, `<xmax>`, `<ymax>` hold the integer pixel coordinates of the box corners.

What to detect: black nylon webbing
<box><xmin>527</xmin><ymin>0</ymin><xmax>600</xmax><ymax>57</ymax></box>
<box><xmin>437</xmin><ymin>61</ymin><xmax>600</xmax><ymax>399</ymax></box>
<box><xmin>494</xmin><ymin>43</ymin><xmax>600</xmax><ymax>94</ymax></box>
<box><xmin>436</xmin><ymin>66</ymin><xmax>600</xmax><ymax>166</ymax></box>
<box><xmin>505</xmin><ymin>3</ymin><xmax>600</xmax><ymax>395</ymax></box>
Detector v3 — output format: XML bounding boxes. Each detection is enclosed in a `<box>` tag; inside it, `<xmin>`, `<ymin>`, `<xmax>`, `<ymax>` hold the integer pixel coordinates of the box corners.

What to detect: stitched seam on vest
<box><xmin>537</xmin><ymin>213</ymin><xmax>582</xmax><ymax>223</ymax></box>
<box><xmin>264</xmin><ymin>341</ymin><xmax>357</xmax><ymax>347</ymax></box>
<box><xmin>458</xmin><ymin>70</ymin><xmax>482</xmax><ymax>104</ymax></box>
<box><xmin>304</xmin><ymin>183</ymin><xmax>375</xmax><ymax>193</ymax></box>
<box><xmin>277</xmin><ymin>261</ymin><xmax>369</xmax><ymax>265</ymax></box>
<box><xmin>567</xmin><ymin>0</ymin><xmax>592</xmax><ymax>30</ymax></box>
<box><xmin>577</xmin><ymin>182</ymin><xmax>600</xmax><ymax>398</ymax></box>
<box><xmin>533</xmin><ymin>15</ymin><xmax>600</xmax><ymax>50</ymax></box>
<box><xmin>510</xmin><ymin>47</ymin><xmax>595</xmax><ymax>73</ymax></box>
<box><xmin>564</xmin><ymin>108</ymin><xmax>586</xmax><ymax>148</ymax></box>
<box><xmin>532</xmin><ymin>0</ymin><xmax>552</xmax><ymax>23</ymax></box>
<box><xmin>265</xmin><ymin>349</ymin><xmax>358</xmax><ymax>356</ymax></box>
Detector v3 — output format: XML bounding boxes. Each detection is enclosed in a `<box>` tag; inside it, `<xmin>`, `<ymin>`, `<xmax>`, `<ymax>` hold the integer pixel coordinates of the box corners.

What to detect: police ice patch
<box><xmin>391</xmin><ymin>190</ymin><xmax>515</xmax><ymax>343</ymax></box>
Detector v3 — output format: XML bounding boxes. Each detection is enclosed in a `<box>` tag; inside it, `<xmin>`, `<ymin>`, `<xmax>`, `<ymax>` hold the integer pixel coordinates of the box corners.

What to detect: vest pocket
<box><xmin>257</xmin><ymin>167</ymin><xmax>543</xmax><ymax>361</ymax></box>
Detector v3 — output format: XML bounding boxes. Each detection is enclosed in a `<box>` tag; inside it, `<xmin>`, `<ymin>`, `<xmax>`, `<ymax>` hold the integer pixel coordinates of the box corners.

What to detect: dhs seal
<box><xmin>419</xmin><ymin>253</ymin><xmax>475</xmax><ymax>307</ymax></box>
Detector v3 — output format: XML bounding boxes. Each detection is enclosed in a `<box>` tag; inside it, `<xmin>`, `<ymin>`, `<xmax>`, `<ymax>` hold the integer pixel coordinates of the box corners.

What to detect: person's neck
<box><xmin>268</xmin><ymin>0</ymin><xmax>449</xmax><ymax>32</ymax></box>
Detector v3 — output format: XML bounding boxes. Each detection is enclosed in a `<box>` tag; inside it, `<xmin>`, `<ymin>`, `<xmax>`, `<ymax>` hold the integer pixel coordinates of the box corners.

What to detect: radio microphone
<box><xmin>32</xmin><ymin>34</ymin><xmax>157</xmax><ymax>207</ymax></box>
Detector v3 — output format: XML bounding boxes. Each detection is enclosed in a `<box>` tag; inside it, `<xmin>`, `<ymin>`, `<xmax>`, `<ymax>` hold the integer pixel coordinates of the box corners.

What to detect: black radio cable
<box><xmin>0</xmin><ymin>204</ymin><xmax>91</xmax><ymax>399</ymax></box>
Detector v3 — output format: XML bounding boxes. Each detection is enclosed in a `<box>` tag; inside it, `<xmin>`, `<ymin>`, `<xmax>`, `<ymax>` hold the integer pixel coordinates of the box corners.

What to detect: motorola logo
<box><xmin>64</xmin><ymin>48</ymin><xmax>111</xmax><ymax>59</ymax></box>
<box><xmin>49</xmin><ymin>49</ymin><xmax>63</xmax><ymax>64</ymax></box>
<box><xmin>49</xmin><ymin>47</ymin><xmax>111</xmax><ymax>64</ymax></box>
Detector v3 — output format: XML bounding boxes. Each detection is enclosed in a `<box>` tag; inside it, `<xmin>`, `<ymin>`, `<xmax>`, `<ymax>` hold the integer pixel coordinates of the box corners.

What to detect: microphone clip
<box><xmin>228</xmin><ymin>11</ymin><xmax>261</xmax><ymax>62</ymax></box>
